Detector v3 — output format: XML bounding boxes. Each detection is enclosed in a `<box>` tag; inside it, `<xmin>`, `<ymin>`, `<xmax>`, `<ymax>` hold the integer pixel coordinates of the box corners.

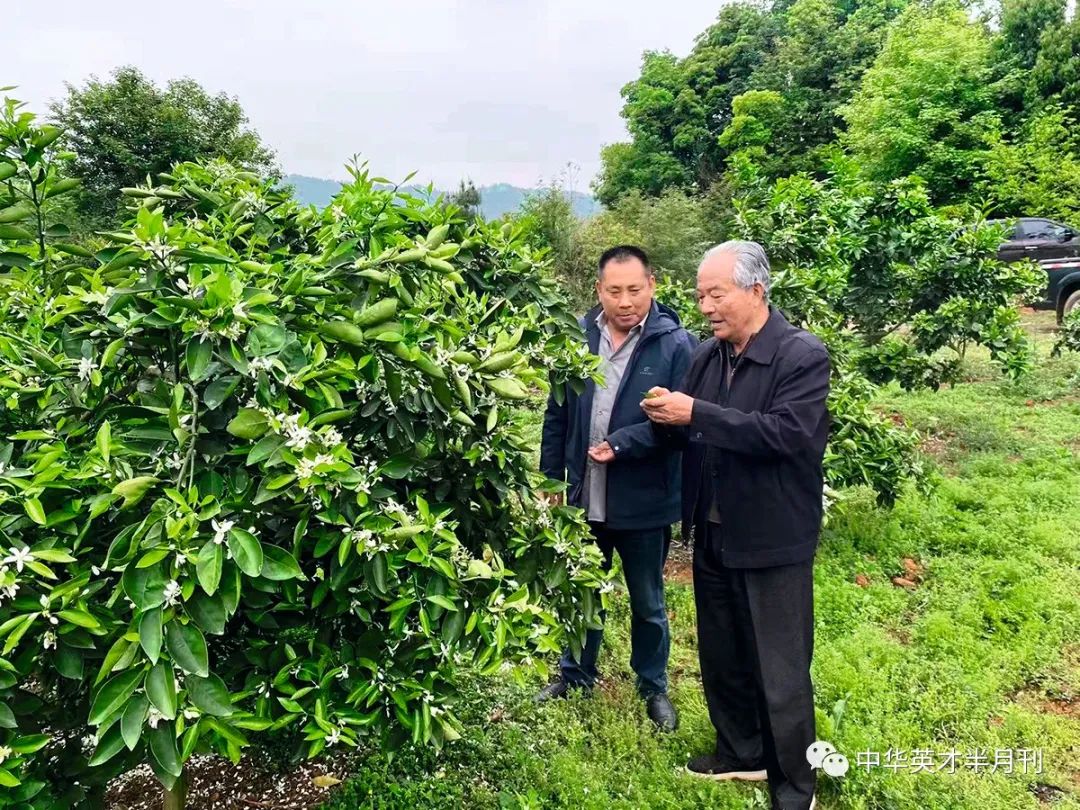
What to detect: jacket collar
<box><xmin>737</xmin><ymin>306</ymin><xmax>790</xmax><ymax>366</ymax></box>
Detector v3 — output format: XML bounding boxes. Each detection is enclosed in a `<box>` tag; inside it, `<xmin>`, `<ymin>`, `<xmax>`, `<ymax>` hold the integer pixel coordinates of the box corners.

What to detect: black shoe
<box><xmin>645</xmin><ymin>693</ymin><xmax>678</xmax><ymax>732</ymax></box>
<box><xmin>685</xmin><ymin>753</ymin><xmax>767</xmax><ymax>781</ymax></box>
<box><xmin>534</xmin><ymin>679</ymin><xmax>588</xmax><ymax>703</ymax></box>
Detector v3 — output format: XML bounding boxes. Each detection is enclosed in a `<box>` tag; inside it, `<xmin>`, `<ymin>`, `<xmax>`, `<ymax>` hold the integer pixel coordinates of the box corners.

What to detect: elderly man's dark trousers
<box><xmin>694</xmin><ymin>523</ymin><xmax>816</xmax><ymax>810</ymax></box>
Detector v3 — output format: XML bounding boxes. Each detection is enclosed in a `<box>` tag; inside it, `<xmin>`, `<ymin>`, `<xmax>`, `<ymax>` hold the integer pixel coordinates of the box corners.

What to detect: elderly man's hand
<box><xmin>641</xmin><ymin>386</ymin><xmax>695</xmax><ymax>426</ymax></box>
<box><xmin>587</xmin><ymin>441</ymin><xmax>616</xmax><ymax>464</ymax></box>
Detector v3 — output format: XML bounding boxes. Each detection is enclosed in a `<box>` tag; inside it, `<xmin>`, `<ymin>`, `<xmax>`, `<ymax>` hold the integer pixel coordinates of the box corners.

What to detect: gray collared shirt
<box><xmin>584</xmin><ymin>311</ymin><xmax>647</xmax><ymax>522</ymax></box>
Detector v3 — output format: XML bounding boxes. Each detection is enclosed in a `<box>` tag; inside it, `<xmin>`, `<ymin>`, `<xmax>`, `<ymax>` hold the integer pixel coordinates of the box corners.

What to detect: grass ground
<box><xmin>324</xmin><ymin>312</ymin><xmax>1080</xmax><ymax>810</ymax></box>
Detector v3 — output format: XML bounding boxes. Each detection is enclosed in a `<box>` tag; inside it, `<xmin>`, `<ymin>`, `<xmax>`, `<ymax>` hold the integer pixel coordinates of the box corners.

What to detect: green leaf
<box><xmin>88</xmin><ymin>723</ymin><xmax>126</xmax><ymax>767</ymax></box>
<box><xmin>148</xmin><ymin>723</ymin><xmax>183</xmax><ymax>778</ymax></box>
<box><xmin>245</xmin><ymin>434</ymin><xmax>284</xmax><ymax>465</ymax></box>
<box><xmin>247</xmin><ymin>324</ymin><xmax>287</xmax><ymax>356</ymax></box>
<box><xmin>166</xmin><ymin>622</ymin><xmax>209</xmax><ymax>677</ymax></box>
<box><xmin>32</xmin><ymin>548</ymin><xmax>77</xmax><ymax>563</ymax></box>
<box><xmin>32</xmin><ymin>125</ymin><xmax>63</xmax><ymax>149</ymax></box>
<box><xmin>265</xmin><ymin>473</ymin><xmax>296</xmax><ymax>490</ymax></box>
<box><xmin>121</xmin><ymin>694</ymin><xmax>148</xmax><ymax>750</ymax></box>
<box><xmin>260</xmin><ymin>545</ymin><xmax>304</xmax><ymax>581</ymax></box>
<box><xmin>24</xmin><ymin>498</ymin><xmax>46</xmax><ymax>526</ymax></box>
<box><xmin>112</xmin><ymin>476</ymin><xmax>159</xmax><ymax>509</ymax></box>
<box><xmin>88</xmin><ymin>669</ymin><xmax>143</xmax><ymax>726</ymax></box>
<box><xmin>427</xmin><ymin>595</ymin><xmax>459</xmax><ymax>612</ymax></box>
<box><xmin>8</xmin><ymin>734</ymin><xmax>49</xmax><ymax>754</ymax></box>
<box><xmin>136</xmin><ymin>548</ymin><xmax>171</xmax><ymax>568</ymax></box>
<box><xmin>139</xmin><ymin>607</ymin><xmax>163</xmax><ymax>665</ymax></box>
<box><xmin>204</xmin><ymin>376</ymin><xmax>239</xmax><ymax>410</ymax></box>
<box><xmin>95</xmin><ymin>421</ymin><xmax>112</xmax><ymax>463</ymax></box>
<box><xmin>196</xmin><ymin>540</ymin><xmax>223</xmax><ymax>595</ymax></box>
<box><xmin>186</xmin><ymin>674</ymin><xmax>234</xmax><ymax>716</ymax></box>
<box><xmin>123</xmin><ymin>564</ymin><xmax>167</xmax><ymax>611</ymax></box>
<box><xmin>228</xmin><ymin>528</ymin><xmax>264</xmax><ymax>577</ymax></box>
<box><xmin>0</xmin><ymin>224</ymin><xmax>33</xmax><ymax>240</ymax></box>
<box><xmin>146</xmin><ymin>663</ymin><xmax>177</xmax><ymax>719</ymax></box>
<box><xmin>57</xmin><ymin>609</ymin><xmax>100</xmax><ymax>629</ymax></box>
<box><xmin>0</xmin><ymin>203</ymin><xmax>32</xmax><ymax>224</ymax></box>
<box><xmin>187</xmin><ymin>591</ymin><xmax>226</xmax><ymax>635</ymax></box>
<box><xmin>185</xmin><ymin>338</ymin><xmax>212</xmax><ymax>381</ymax></box>
<box><xmin>0</xmin><ymin>702</ymin><xmax>15</xmax><ymax>729</ymax></box>
<box><xmin>0</xmin><ymin>252</ymin><xmax>31</xmax><ymax>268</ymax></box>
<box><xmin>227</xmin><ymin>408</ymin><xmax>269</xmax><ymax>440</ymax></box>
<box><xmin>44</xmin><ymin>177</ymin><xmax>80</xmax><ymax>199</ymax></box>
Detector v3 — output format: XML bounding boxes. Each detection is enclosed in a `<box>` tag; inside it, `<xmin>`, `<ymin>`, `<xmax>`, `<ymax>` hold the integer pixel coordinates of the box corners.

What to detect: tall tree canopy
<box><xmin>51</xmin><ymin>66</ymin><xmax>276</xmax><ymax>223</ymax></box>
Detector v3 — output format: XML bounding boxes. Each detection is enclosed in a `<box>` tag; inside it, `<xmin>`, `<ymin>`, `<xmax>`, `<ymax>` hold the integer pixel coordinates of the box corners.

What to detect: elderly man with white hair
<box><xmin>641</xmin><ymin>240</ymin><xmax>830</xmax><ymax>810</ymax></box>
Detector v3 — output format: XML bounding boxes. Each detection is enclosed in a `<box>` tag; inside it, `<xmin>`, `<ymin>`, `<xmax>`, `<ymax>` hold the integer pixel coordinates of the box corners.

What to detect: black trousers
<box><xmin>693</xmin><ymin>523</ymin><xmax>816</xmax><ymax>810</ymax></box>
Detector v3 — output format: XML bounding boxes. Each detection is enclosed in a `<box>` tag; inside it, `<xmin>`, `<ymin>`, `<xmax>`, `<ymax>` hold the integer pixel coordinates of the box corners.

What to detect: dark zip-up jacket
<box><xmin>540</xmin><ymin>300</ymin><xmax>697</xmax><ymax>530</ymax></box>
<box><xmin>665</xmin><ymin>307</ymin><xmax>831</xmax><ymax>567</ymax></box>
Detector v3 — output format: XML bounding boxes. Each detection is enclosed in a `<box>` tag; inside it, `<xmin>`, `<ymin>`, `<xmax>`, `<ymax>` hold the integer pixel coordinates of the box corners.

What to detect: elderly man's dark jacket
<box><xmin>669</xmin><ymin>307</ymin><xmax>831</xmax><ymax>568</ymax></box>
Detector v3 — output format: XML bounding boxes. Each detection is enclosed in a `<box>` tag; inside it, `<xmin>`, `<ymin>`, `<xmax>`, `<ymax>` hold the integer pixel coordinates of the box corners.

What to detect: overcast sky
<box><xmin>5</xmin><ymin>1</ymin><xmax>723</xmax><ymax>191</ymax></box>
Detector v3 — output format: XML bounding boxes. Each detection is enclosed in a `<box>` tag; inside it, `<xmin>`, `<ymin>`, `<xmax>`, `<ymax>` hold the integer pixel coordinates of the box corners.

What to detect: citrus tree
<box><xmin>0</xmin><ymin>96</ymin><xmax>608</xmax><ymax>808</ymax></box>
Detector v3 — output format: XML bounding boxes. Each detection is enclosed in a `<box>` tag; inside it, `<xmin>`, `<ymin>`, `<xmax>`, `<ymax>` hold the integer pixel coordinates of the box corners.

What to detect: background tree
<box><xmin>449</xmin><ymin>180</ymin><xmax>481</xmax><ymax>219</ymax></box>
<box><xmin>839</xmin><ymin>4</ymin><xmax>1002</xmax><ymax>202</ymax></box>
<box><xmin>50</xmin><ymin>67</ymin><xmax>276</xmax><ymax>225</ymax></box>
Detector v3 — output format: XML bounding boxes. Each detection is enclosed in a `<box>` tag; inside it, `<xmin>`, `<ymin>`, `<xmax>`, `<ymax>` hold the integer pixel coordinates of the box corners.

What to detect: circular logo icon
<box><xmin>822</xmin><ymin>752</ymin><xmax>850</xmax><ymax>778</ymax></box>
<box><xmin>806</xmin><ymin>740</ymin><xmax>837</xmax><ymax>770</ymax></box>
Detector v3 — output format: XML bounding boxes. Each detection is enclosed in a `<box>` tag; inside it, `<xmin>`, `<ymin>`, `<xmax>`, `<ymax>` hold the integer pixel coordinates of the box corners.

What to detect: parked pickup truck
<box><xmin>992</xmin><ymin>217</ymin><xmax>1080</xmax><ymax>320</ymax></box>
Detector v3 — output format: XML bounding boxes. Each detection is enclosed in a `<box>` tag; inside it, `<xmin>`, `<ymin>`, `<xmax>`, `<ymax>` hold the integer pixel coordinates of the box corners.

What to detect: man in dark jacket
<box><xmin>538</xmin><ymin>245</ymin><xmax>696</xmax><ymax>731</ymax></box>
<box><xmin>642</xmin><ymin>241</ymin><xmax>829</xmax><ymax>810</ymax></box>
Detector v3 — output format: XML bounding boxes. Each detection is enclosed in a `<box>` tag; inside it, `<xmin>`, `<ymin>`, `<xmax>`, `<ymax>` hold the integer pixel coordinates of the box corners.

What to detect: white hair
<box><xmin>699</xmin><ymin>240</ymin><xmax>772</xmax><ymax>300</ymax></box>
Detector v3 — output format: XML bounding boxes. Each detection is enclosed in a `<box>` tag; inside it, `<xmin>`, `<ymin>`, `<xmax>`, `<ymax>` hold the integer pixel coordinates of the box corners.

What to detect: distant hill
<box><xmin>282</xmin><ymin>174</ymin><xmax>599</xmax><ymax>220</ymax></box>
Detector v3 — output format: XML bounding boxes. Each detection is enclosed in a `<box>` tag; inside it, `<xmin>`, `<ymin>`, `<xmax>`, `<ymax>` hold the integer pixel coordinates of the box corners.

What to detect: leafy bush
<box><xmin>0</xmin><ymin>97</ymin><xmax>609</xmax><ymax>806</ymax></box>
<box><xmin>1052</xmin><ymin>307</ymin><xmax>1080</xmax><ymax>357</ymax></box>
<box><xmin>730</xmin><ymin>161</ymin><xmax>1045</xmax><ymax>387</ymax></box>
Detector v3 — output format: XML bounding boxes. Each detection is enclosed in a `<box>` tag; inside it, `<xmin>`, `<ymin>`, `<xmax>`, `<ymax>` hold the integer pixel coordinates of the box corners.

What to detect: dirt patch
<box><xmin>105</xmin><ymin>752</ymin><xmax>350</xmax><ymax>810</ymax></box>
<box><xmin>664</xmin><ymin>542</ymin><xmax>694</xmax><ymax>586</ymax></box>
<box><xmin>1030</xmin><ymin>782</ymin><xmax>1068</xmax><ymax>803</ymax></box>
<box><xmin>1038</xmin><ymin>693</ymin><xmax>1079</xmax><ymax>718</ymax></box>
<box><xmin>886</xmin><ymin>627</ymin><xmax>912</xmax><ymax>646</ymax></box>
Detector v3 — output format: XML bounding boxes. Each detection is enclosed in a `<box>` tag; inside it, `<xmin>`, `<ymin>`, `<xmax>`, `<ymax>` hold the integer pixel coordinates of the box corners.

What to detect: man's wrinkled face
<box><xmin>596</xmin><ymin>257</ymin><xmax>655</xmax><ymax>332</ymax></box>
<box><xmin>696</xmin><ymin>252</ymin><xmax>764</xmax><ymax>342</ymax></box>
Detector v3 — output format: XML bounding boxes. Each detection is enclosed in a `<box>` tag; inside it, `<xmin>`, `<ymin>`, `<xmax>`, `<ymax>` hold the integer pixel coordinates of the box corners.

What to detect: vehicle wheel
<box><xmin>1063</xmin><ymin>289</ymin><xmax>1080</xmax><ymax>321</ymax></box>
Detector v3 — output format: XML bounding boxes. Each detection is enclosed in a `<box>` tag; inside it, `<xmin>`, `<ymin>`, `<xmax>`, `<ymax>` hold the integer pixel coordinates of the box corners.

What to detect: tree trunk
<box><xmin>163</xmin><ymin>770</ymin><xmax>187</xmax><ymax>810</ymax></box>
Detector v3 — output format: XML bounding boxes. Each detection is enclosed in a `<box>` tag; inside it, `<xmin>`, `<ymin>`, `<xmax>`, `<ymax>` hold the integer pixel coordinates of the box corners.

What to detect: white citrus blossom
<box><xmin>42</xmin><ymin>631</ymin><xmax>57</xmax><ymax>650</ymax></box>
<box><xmin>248</xmin><ymin>356</ymin><xmax>274</xmax><ymax>377</ymax></box>
<box><xmin>3</xmin><ymin>546</ymin><xmax>32</xmax><ymax>573</ymax></box>
<box><xmin>280</xmin><ymin>413</ymin><xmax>314</xmax><ymax>450</ymax></box>
<box><xmin>321</xmin><ymin>427</ymin><xmax>343</xmax><ymax>448</ymax></box>
<box><xmin>77</xmin><ymin>357</ymin><xmax>97</xmax><ymax>381</ymax></box>
<box><xmin>211</xmin><ymin>519</ymin><xmax>234</xmax><ymax>544</ymax></box>
<box><xmin>163</xmin><ymin>580</ymin><xmax>182</xmax><ymax>607</ymax></box>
